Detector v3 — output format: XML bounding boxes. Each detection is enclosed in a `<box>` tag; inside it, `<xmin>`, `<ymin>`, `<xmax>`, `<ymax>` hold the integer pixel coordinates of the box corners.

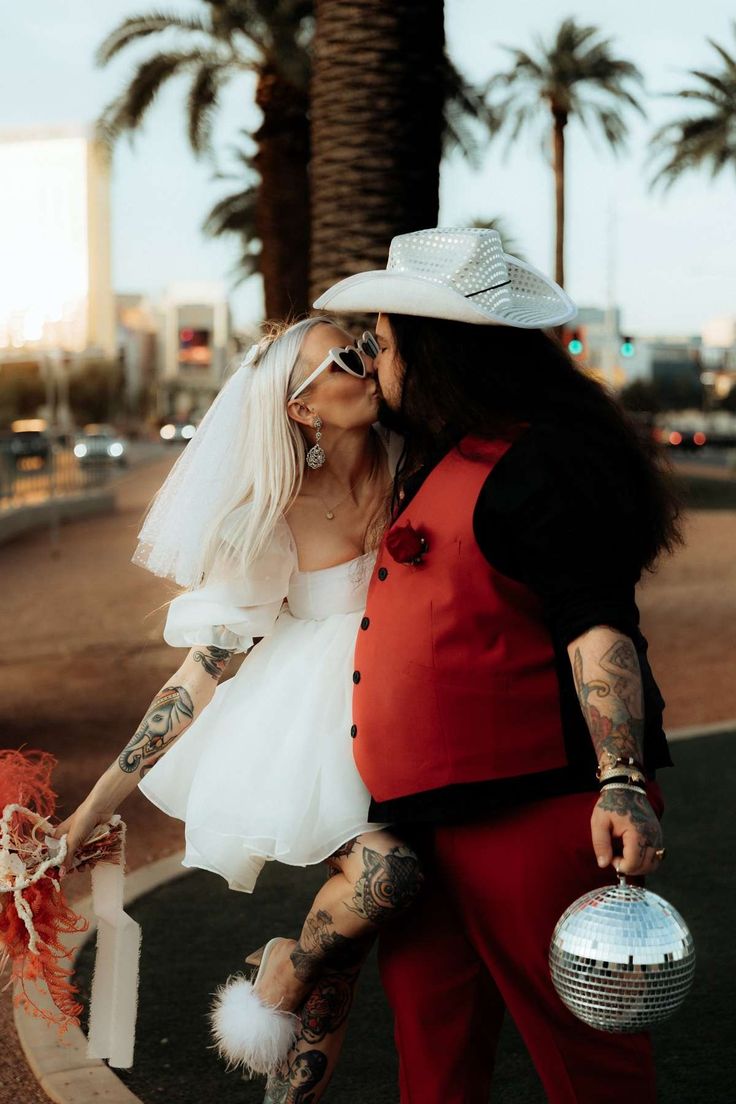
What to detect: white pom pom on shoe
<box><xmin>209</xmin><ymin>971</ymin><xmax>298</xmax><ymax>1076</ymax></box>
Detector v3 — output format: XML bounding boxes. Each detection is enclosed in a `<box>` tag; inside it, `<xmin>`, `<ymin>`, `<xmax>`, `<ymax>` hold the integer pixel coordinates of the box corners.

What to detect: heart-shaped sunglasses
<box><xmin>289</xmin><ymin>331</ymin><xmax>379</xmax><ymax>403</ymax></box>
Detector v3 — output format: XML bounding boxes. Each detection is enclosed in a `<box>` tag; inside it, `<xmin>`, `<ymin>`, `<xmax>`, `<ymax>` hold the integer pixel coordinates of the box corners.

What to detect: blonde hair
<box><xmin>195</xmin><ymin>315</ymin><xmax>340</xmax><ymax>584</ymax></box>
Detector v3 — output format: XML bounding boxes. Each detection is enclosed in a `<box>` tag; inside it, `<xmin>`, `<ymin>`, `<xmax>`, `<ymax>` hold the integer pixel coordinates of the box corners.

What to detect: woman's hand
<box><xmin>49</xmin><ymin>797</ymin><xmax>117</xmax><ymax>877</ymax></box>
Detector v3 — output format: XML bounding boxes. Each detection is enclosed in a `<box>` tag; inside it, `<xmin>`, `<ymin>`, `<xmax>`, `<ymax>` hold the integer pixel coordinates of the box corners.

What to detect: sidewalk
<box><xmin>70</xmin><ymin>727</ymin><xmax>735</xmax><ymax>1104</ymax></box>
<box><xmin>2</xmin><ymin>458</ymin><xmax>735</xmax><ymax>1103</ymax></box>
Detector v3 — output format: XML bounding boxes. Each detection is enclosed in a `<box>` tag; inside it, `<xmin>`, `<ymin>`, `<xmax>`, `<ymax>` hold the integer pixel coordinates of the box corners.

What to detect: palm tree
<box><xmin>650</xmin><ymin>24</ymin><xmax>736</xmax><ymax>190</ymax></box>
<box><xmin>486</xmin><ymin>18</ymin><xmax>644</xmax><ymax>288</ymax></box>
<box><xmin>95</xmin><ymin>0</ymin><xmax>313</xmax><ymax>318</ymax></box>
<box><xmin>207</xmin><ymin>44</ymin><xmax>491</xmax><ymax>295</ymax></box>
<box><xmin>309</xmin><ymin>0</ymin><xmax>449</xmax><ymax>305</ymax></box>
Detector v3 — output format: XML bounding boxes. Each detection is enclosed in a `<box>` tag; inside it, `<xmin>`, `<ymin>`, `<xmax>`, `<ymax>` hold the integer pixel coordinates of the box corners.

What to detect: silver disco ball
<box><xmin>549</xmin><ymin>876</ymin><xmax>695</xmax><ymax>1032</ymax></box>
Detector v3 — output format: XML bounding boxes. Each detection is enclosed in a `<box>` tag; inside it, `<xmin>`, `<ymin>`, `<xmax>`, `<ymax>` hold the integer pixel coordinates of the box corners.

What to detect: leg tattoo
<box><xmin>263</xmin><ymin>947</ymin><xmax>370</xmax><ymax>1104</ymax></box>
<box><xmin>346</xmin><ymin>845</ymin><xmax>424</xmax><ymax>924</ymax></box>
<box><xmin>291</xmin><ymin>910</ymin><xmax>366</xmax><ymax>982</ymax></box>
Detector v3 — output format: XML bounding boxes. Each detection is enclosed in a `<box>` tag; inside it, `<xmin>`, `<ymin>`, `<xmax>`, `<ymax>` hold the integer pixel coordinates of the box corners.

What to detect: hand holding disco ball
<box><xmin>550</xmin><ymin>874</ymin><xmax>695</xmax><ymax>1033</ymax></box>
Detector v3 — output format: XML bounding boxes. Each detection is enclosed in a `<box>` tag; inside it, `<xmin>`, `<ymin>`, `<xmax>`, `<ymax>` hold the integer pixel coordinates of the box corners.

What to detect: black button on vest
<box><xmin>378</xmin><ymin>567</ymin><xmax>388</xmax><ymax>581</ymax></box>
<box><xmin>350</xmin><ymin>724</ymin><xmax>357</xmax><ymax>738</ymax></box>
<box><xmin>352</xmin><ymin>670</ymin><xmax>361</xmax><ymax>684</ymax></box>
<box><xmin>360</xmin><ymin>617</ymin><xmax>370</xmax><ymax>630</ymax></box>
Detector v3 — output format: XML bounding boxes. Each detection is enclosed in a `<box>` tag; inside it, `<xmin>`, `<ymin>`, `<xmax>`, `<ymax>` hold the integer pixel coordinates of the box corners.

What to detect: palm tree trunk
<box><xmin>254</xmin><ymin>66</ymin><xmax>311</xmax><ymax>320</ymax></box>
<box><xmin>310</xmin><ymin>0</ymin><xmax>445</xmax><ymax>309</ymax></box>
<box><xmin>552</xmin><ymin>106</ymin><xmax>567</xmax><ymax>289</ymax></box>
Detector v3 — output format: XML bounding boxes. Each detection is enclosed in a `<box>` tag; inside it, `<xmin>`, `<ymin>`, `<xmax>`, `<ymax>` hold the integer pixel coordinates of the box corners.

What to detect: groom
<box><xmin>313</xmin><ymin>228</ymin><xmax>675</xmax><ymax>1102</ymax></box>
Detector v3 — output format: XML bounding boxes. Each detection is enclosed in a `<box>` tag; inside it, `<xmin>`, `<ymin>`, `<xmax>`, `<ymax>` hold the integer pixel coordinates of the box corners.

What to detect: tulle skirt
<box><xmin>138</xmin><ymin>607</ymin><xmax>388</xmax><ymax>892</ymax></box>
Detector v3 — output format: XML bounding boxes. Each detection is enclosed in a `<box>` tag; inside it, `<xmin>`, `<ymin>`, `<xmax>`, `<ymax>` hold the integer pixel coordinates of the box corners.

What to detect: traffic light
<box><xmin>567</xmin><ymin>329</ymin><xmax>584</xmax><ymax>356</ymax></box>
<box><xmin>620</xmin><ymin>336</ymin><xmax>635</xmax><ymax>358</ymax></box>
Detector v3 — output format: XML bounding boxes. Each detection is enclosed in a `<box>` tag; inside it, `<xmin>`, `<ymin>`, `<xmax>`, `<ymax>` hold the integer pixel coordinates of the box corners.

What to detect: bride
<box><xmin>50</xmin><ymin>316</ymin><xmax>423</xmax><ymax>1094</ymax></box>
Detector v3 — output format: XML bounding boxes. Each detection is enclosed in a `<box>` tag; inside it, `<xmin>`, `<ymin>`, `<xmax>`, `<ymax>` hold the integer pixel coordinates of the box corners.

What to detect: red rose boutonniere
<box><xmin>386</xmin><ymin>522</ymin><xmax>429</xmax><ymax>566</ymax></box>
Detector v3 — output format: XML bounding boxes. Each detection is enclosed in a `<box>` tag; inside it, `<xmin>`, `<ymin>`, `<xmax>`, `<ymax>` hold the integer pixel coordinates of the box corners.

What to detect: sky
<box><xmin>1</xmin><ymin>0</ymin><xmax>734</xmax><ymax>336</ymax></box>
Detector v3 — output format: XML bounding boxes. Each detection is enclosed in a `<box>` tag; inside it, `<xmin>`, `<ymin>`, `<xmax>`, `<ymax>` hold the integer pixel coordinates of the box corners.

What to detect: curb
<box><xmin>0</xmin><ymin>490</ymin><xmax>116</xmax><ymax>547</ymax></box>
<box><xmin>667</xmin><ymin>718</ymin><xmax>736</xmax><ymax>742</ymax></box>
<box><xmin>13</xmin><ymin>849</ymin><xmax>192</xmax><ymax>1104</ymax></box>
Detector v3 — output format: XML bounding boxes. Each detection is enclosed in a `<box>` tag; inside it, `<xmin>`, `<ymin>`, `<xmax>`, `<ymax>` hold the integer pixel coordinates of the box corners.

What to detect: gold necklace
<box><xmin>313</xmin><ymin>434</ymin><xmax>383</xmax><ymax>520</ymax></box>
<box><xmin>318</xmin><ymin>482</ymin><xmax>357</xmax><ymax>520</ymax></box>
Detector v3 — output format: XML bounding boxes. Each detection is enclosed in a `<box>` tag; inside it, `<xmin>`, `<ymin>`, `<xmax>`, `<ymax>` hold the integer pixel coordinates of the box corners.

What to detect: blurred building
<box><xmin>0</xmin><ymin>124</ymin><xmax>114</xmax><ymax>359</ymax></box>
<box><xmin>116</xmin><ymin>294</ymin><xmax>160</xmax><ymax>418</ymax></box>
<box><xmin>700</xmin><ymin>316</ymin><xmax>736</xmax><ymax>403</ymax></box>
<box><xmin>157</xmin><ymin>282</ymin><xmax>233</xmax><ymax>421</ymax></box>
<box><xmin>0</xmin><ymin>125</ymin><xmax>115</xmax><ymax>429</ymax></box>
<box><xmin>569</xmin><ymin>307</ymin><xmax>623</xmax><ymax>386</ymax></box>
<box><xmin>631</xmin><ymin>335</ymin><xmax>701</xmax><ymax>385</ymax></box>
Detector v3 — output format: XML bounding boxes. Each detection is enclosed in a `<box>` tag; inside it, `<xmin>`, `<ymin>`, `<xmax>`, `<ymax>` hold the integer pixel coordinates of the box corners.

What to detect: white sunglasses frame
<box><xmin>288</xmin><ymin>331</ymin><xmax>379</xmax><ymax>403</ymax></box>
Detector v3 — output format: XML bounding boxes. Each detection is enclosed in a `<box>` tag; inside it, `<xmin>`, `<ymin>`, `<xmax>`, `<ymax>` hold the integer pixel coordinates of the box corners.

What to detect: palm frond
<box><xmin>202</xmin><ymin>171</ymin><xmax>261</xmax><ymax>285</ymax></box>
<box><xmin>228</xmin><ymin>248</ymin><xmax>261</xmax><ymax>286</ymax></box>
<box><xmin>706</xmin><ymin>35</ymin><xmax>736</xmax><ymax>75</ymax></box>
<box><xmin>202</xmin><ymin>182</ymin><xmax>258</xmax><ymax>239</ymax></box>
<box><xmin>591</xmin><ymin>106</ymin><xmax>628</xmax><ymax>149</ymax></box>
<box><xmin>187</xmin><ymin>60</ymin><xmax>229</xmax><ymax>155</ymax></box>
<box><xmin>469</xmin><ymin>216</ymin><xmax>524</xmax><ymax>258</ymax></box>
<box><xmin>95</xmin><ymin>12</ymin><xmax>210</xmax><ymax>66</ymax></box>
<box><xmin>95</xmin><ymin>51</ymin><xmax>204</xmax><ymax>145</ymax></box>
<box><xmin>649</xmin><ymin>23</ymin><xmax>736</xmax><ymax>189</ymax></box>
<box><xmin>441</xmin><ymin>57</ymin><xmax>498</xmax><ymax>162</ymax></box>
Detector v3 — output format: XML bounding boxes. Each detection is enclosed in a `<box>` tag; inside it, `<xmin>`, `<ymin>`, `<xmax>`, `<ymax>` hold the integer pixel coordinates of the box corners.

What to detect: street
<box><xmin>1</xmin><ymin>455</ymin><xmax>735</xmax><ymax>1103</ymax></box>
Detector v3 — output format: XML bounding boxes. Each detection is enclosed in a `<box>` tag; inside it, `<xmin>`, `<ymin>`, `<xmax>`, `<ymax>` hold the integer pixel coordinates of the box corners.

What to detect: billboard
<box><xmin>0</xmin><ymin>127</ymin><xmax>114</xmax><ymax>356</ymax></box>
<box><xmin>178</xmin><ymin>326</ymin><xmax>212</xmax><ymax>368</ymax></box>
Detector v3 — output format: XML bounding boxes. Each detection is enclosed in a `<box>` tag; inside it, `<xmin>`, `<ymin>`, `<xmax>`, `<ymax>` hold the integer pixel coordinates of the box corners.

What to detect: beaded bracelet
<box><xmin>598</xmin><ymin>780</ymin><xmax>647</xmax><ymax>795</ymax></box>
<box><xmin>598</xmin><ymin>768</ymin><xmax>647</xmax><ymax>788</ymax></box>
<box><xmin>596</xmin><ymin>753</ymin><xmax>646</xmax><ymax>781</ymax></box>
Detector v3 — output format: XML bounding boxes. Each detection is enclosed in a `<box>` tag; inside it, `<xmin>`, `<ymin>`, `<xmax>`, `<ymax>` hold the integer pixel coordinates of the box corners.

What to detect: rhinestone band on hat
<box><xmin>386</xmin><ymin>227</ymin><xmax>567</xmax><ymax>327</ymax></box>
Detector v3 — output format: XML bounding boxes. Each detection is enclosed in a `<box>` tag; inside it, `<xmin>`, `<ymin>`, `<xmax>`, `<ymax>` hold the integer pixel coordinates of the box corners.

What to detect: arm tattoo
<box><xmin>599</xmin><ymin>638</ymin><xmax>644</xmax><ymax>717</ymax></box>
<box><xmin>572</xmin><ymin>637</ymin><xmax>644</xmax><ymax>766</ymax></box>
<box><xmin>192</xmin><ymin>645</ymin><xmax>233</xmax><ymax>681</ymax></box>
<box><xmin>118</xmin><ymin>686</ymin><xmax>194</xmax><ymax>778</ymax></box>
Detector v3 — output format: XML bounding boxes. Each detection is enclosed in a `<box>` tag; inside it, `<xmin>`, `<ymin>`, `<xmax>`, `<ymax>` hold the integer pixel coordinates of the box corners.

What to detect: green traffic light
<box><xmin>620</xmin><ymin>341</ymin><xmax>635</xmax><ymax>358</ymax></box>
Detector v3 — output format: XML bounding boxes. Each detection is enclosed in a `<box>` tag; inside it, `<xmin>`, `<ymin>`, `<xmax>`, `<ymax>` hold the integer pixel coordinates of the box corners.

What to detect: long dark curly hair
<box><xmin>383</xmin><ymin>313</ymin><xmax>684</xmax><ymax>575</ymax></box>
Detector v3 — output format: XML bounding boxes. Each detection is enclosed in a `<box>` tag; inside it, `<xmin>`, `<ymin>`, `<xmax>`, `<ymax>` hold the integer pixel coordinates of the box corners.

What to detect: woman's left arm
<box><xmin>568</xmin><ymin>625</ymin><xmax>664</xmax><ymax>876</ymax></box>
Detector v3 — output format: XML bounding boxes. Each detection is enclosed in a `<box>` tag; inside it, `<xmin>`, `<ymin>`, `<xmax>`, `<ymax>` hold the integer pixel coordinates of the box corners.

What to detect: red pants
<box><xmin>378</xmin><ymin>788</ymin><xmax>663</xmax><ymax>1103</ymax></box>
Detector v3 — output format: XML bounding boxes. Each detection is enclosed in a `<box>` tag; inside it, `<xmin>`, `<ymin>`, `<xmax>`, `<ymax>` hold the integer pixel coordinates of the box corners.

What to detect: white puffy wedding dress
<box><xmin>137</xmin><ymin>427</ymin><xmax>402</xmax><ymax>892</ymax></box>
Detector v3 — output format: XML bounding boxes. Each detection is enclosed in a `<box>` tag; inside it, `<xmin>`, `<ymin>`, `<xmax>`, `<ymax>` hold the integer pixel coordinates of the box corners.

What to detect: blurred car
<box><xmin>159</xmin><ymin>421</ymin><xmax>197</xmax><ymax>444</ymax></box>
<box><xmin>7</xmin><ymin>419</ymin><xmax>52</xmax><ymax>471</ymax></box>
<box><xmin>654</xmin><ymin>427</ymin><xmax>708</xmax><ymax>451</ymax></box>
<box><xmin>73</xmin><ymin>424</ymin><xmax>129</xmax><ymax>466</ymax></box>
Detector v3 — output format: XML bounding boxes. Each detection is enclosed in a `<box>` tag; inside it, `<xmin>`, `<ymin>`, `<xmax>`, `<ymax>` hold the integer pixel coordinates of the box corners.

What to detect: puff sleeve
<box><xmin>162</xmin><ymin>509</ymin><xmax>297</xmax><ymax>653</ymax></box>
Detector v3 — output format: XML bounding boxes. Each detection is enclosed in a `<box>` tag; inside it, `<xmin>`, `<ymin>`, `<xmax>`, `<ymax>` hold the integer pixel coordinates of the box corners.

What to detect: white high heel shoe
<box><xmin>209</xmin><ymin>937</ymin><xmax>298</xmax><ymax>1075</ymax></box>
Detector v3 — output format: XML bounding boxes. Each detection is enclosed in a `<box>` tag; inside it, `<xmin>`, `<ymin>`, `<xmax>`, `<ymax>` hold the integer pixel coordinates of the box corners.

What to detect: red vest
<box><xmin>352</xmin><ymin>433</ymin><xmax>568</xmax><ymax>803</ymax></box>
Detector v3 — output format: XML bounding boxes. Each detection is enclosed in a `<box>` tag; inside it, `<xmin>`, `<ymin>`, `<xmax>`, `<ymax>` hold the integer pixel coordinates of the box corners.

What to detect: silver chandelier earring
<box><xmin>306</xmin><ymin>415</ymin><xmax>326</xmax><ymax>469</ymax></box>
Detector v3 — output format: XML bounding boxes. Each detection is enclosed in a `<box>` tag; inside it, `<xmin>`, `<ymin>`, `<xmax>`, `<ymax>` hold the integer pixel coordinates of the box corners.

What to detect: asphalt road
<box><xmin>1</xmin><ymin>453</ymin><xmax>735</xmax><ymax>1104</ymax></box>
<box><xmin>73</xmin><ymin>730</ymin><xmax>736</xmax><ymax>1103</ymax></box>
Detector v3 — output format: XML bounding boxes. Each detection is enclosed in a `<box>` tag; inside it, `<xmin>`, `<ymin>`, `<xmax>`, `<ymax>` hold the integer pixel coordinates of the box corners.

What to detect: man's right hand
<box><xmin>49</xmin><ymin>797</ymin><xmax>117</xmax><ymax>877</ymax></box>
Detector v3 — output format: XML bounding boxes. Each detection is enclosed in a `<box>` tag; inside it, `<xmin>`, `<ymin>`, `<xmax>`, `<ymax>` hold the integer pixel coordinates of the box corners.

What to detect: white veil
<box><xmin>132</xmin><ymin>344</ymin><xmax>261</xmax><ymax>588</ymax></box>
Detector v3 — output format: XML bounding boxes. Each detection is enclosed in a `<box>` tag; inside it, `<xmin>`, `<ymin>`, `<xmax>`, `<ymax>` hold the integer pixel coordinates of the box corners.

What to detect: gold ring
<box><xmin>654</xmin><ymin>848</ymin><xmax>666</xmax><ymax>861</ymax></box>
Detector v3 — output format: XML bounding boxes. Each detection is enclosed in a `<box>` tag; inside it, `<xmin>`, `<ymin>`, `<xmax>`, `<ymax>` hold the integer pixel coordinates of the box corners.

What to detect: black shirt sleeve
<box><xmin>473</xmin><ymin>426</ymin><xmax>644</xmax><ymax>647</ymax></box>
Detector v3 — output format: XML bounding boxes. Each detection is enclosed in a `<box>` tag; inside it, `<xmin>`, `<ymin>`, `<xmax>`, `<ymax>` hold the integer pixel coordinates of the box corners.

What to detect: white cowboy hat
<box><xmin>313</xmin><ymin>227</ymin><xmax>577</xmax><ymax>329</ymax></box>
